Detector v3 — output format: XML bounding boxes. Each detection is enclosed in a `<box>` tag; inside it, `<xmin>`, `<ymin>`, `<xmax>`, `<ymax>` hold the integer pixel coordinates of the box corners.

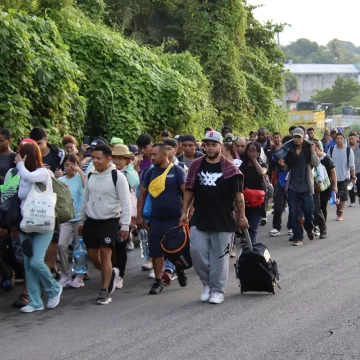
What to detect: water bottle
<box><xmin>330</xmin><ymin>191</ymin><xmax>337</xmax><ymax>205</ymax></box>
<box><xmin>347</xmin><ymin>182</ymin><xmax>354</xmax><ymax>191</ymax></box>
<box><xmin>354</xmin><ymin>185</ymin><xmax>357</xmax><ymax>194</ymax></box>
<box><xmin>139</xmin><ymin>228</ymin><xmax>149</xmax><ymax>259</ymax></box>
<box><xmin>72</xmin><ymin>238</ymin><xmax>88</xmax><ymax>274</ymax></box>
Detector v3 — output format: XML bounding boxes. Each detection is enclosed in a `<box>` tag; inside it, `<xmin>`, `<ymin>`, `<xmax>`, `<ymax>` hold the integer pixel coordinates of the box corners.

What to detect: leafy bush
<box><xmin>0</xmin><ymin>11</ymin><xmax>86</xmax><ymax>143</ymax></box>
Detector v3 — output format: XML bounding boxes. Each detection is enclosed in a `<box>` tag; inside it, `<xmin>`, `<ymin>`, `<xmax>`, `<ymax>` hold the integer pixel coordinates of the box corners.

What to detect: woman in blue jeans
<box><xmin>240</xmin><ymin>142</ymin><xmax>268</xmax><ymax>244</ymax></box>
<box><xmin>15</xmin><ymin>141</ymin><xmax>62</xmax><ymax>313</ymax></box>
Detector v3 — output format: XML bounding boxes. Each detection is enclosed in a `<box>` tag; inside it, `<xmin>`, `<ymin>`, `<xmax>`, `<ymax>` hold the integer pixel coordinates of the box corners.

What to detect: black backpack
<box><xmin>88</xmin><ymin>169</ymin><xmax>118</xmax><ymax>188</ymax></box>
<box><xmin>329</xmin><ymin>146</ymin><xmax>351</xmax><ymax>167</ymax></box>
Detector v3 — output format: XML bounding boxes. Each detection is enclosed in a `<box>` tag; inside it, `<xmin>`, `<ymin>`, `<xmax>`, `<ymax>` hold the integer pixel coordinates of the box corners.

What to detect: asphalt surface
<box><xmin>2</xmin><ymin>206</ymin><xmax>360</xmax><ymax>360</ymax></box>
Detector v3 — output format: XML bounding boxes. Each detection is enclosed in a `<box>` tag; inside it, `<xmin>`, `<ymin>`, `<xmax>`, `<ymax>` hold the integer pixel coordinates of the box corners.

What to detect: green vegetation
<box><xmin>0</xmin><ymin>0</ymin><xmax>287</xmax><ymax>143</ymax></box>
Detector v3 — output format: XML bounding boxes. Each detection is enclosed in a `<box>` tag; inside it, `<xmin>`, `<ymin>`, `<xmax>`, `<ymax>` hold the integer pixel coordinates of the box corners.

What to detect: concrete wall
<box><xmin>296</xmin><ymin>73</ymin><xmax>360</xmax><ymax>101</ymax></box>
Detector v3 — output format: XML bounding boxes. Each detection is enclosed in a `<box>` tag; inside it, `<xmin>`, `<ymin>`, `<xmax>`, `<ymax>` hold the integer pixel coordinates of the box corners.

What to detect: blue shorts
<box><xmin>148</xmin><ymin>217</ymin><xmax>180</xmax><ymax>258</ymax></box>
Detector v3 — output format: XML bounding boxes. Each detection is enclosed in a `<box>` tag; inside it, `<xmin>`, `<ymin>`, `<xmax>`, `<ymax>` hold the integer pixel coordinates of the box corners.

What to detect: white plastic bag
<box><xmin>20</xmin><ymin>183</ymin><xmax>57</xmax><ymax>233</ymax></box>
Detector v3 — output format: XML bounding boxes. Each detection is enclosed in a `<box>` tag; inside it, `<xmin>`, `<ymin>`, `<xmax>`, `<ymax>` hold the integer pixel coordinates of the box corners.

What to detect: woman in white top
<box><xmin>15</xmin><ymin>142</ymin><xmax>62</xmax><ymax>313</ymax></box>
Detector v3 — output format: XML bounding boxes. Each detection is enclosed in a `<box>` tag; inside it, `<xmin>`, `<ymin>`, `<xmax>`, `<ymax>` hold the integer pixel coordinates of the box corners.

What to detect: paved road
<box><xmin>2</xmin><ymin>207</ymin><xmax>360</xmax><ymax>360</ymax></box>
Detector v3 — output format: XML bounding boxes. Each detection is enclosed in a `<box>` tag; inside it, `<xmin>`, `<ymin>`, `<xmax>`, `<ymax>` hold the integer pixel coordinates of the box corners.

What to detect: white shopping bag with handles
<box><xmin>20</xmin><ymin>182</ymin><xmax>57</xmax><ymax>233</ymax></box>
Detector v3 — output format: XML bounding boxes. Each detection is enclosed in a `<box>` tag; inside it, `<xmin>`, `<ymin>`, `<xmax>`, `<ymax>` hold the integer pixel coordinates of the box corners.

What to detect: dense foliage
<box><xmin>0</xmin><ymin>10</ymin><xmax>86</xmax><ymax>144</ymax></box>
<box><xmin>0</xmin><ymin>0</ymin><xmax>287</xmax><ymax>143</ymax></box>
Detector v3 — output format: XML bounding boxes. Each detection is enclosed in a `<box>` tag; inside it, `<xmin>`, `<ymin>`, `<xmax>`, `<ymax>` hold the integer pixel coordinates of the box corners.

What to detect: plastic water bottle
<box><xmin>139</xmin><ymin>229</ymin><xmax>149</xmax><ymax>259</ymax></box>
<box><xmin>330</xmin><ymin>191</ymin><xmax>337</xmax><ymax>205</ymax></box>
<box><xmin>354</xmin><ymin>185</ymin><xmax>357</xmax><ymax>194</ymax></box>
<box><xmin>72</xmin><ymin>238</ymin><xmax>88</xmax><ymax>274</ymax></box>
<box><xmin>347</xmin><ymin>182</ymin><xmax>354</xmax><ymax>191</ymax></box>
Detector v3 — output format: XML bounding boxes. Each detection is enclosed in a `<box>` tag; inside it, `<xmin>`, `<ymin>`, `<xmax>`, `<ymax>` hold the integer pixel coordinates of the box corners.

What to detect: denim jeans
<box><xmin>164</xmin><ymin>259</ymin><xmax>175</xmax><ymax>272</ymax></box>
<box><xmin>20</xmin><ymin>231</ymin><xmax>61</xmax><ymax>308</ymax></box>
<box><xmin>287</xmin><ymin>189</ymin><xmax>315</xmax><ymax>241</ymax></box>
<box><xmin>273</xmin><ymin>183</ymin><xmax>287</xmax><ymax>231</ymax></box>
<box><xmin>245</xmin><ymin>206</ymin><xmax>263</xmax><ymax>244</ymax></box>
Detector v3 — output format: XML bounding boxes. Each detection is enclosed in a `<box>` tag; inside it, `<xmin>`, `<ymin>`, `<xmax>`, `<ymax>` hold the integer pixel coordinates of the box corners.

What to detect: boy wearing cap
<box><xmin>278</xmin><ymin>127</ymin><xmax>320</xmax><ymax>246</ymax></box>
<box><xmin>181</xmin><ymin>131</ymin><xmax>248</xmax><ymax>304</ymax></box>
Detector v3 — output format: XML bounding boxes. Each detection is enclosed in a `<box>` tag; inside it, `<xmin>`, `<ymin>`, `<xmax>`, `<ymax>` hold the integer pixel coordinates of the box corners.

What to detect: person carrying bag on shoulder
<box><xmin>15</xmin><ymin>141</ymin><xmax>62</xmax><ymax>313</ymax></box>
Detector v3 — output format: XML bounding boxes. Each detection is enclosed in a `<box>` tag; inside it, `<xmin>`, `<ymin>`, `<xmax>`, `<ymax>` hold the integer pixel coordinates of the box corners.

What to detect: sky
<box><xmin>248</xmin><ymin>0</ymin><xmax>360</xmax><ymax>47</ymax></box>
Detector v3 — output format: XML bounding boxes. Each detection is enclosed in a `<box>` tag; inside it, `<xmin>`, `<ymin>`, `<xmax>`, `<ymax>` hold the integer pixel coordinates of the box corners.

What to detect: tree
<box><xmin>312</xmin><ymin>77</ymin><xmax>360</xmax><ymax>108</ymax></box>
<box><xmin>284</xmin><ymin>72</ymin><xmax>298</xmax><ymax>93</ymax></box>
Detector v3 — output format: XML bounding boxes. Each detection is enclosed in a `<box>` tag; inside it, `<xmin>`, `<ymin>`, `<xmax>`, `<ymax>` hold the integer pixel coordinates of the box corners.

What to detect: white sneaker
<box><xmin>148</xmin><ymin>269</ymin><xmax>155</xmax><ymax>279</ymax></box>
<box><xmin>288</xmin><ymin>229</ymin><xmax>293</xmax><ymax>235</ymax></box>
<box><xmin>349</xmin><ymin>203</ymin><xmax>355</xmax><ymax>207</ymax></box>
<box><xmin>47</xmin><ymin>286</ymin><xmax>63</xmax><ymax>309</ymax></box>
<box><xmin>70</xmin><ymin>276</ymin><xmax>84</xmax><ymax>288</ymax></box>
<box><xmin>115</xmin><ymin>276</ymin><xmax>123</xmax><ymax>289</ymax></box>
<box><xmin>230</xmin><ymin>245</ymin><xmax>236</xmax><ymax>258</ymax></box>
<box><xmin>269</xmin><ymin>229</ymin><xmax>280</xmax><ymax>237</ymax></box>
<box><xmin>59</xmin><ymin>274</ymin><xmax>71</xmax><ymax>288</ymax></box>
<box><xmin>127</xmin><ymin>240</ymin><xmax>134</xmax><ymax>251</ymax></box>
<box><xmin>141</xmin><ymin>260</ymin><xmax>153</xmax><ymax>271</ymax></box>
<box><xmin>20</xmin><ymin>305</ymin><xmax>44</xmax><ymax>313</ymax></box>
<box><xmin>209</xmin><ymin>292</ymin><xmax>224</xmax><ymax>304</ymax></box>
<box><xmin>200</xmin><ymin>286</ymin><xmax>211</xmax><ymax>302</ymax></box>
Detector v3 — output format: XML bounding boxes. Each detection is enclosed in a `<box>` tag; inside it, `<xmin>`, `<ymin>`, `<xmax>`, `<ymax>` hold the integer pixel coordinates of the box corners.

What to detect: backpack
<box><xmin>0</xmin><ymin>168</ymin><xmax>21</xmax><ymax>227</ymax></box>
<box><xmin>37</xmin><ymin>176</ymin><xmax>75</xmax><ymax>224</ymax></box>
<box><xmin>314</xmin><ymin>164</ymin><xmax>331</xmax><ymax>192</ymax></box>
<box><xmin>87</xmin><ymin>169</ymin><xmax>118</xmax><ymax>188</ymax></box>
<box><xmin>329</xmin><ymin>146</ymin><xmax>350</xmax><ymax>167</ymax></box>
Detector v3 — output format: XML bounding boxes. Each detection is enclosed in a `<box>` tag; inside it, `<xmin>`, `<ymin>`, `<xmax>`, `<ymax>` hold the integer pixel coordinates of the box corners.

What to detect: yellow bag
<box><xmin>148</xmin><ymin>163</ymin><xmax>173</xmax><ymax>198</ymax></box>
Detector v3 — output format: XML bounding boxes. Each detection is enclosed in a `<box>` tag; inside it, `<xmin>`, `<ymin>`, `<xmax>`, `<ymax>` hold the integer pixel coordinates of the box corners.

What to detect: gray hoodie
<box><xmin>80</xmin><ymin>164</ymin><xmax>131</xmax><ymax>231</ymax></box>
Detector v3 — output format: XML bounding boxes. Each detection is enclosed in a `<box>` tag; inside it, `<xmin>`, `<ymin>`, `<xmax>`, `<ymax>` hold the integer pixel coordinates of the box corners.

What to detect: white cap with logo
<box><xmin>202</xmin><ymin>131</ymin><xmax>223</xmax><ymax>144</ymax></box>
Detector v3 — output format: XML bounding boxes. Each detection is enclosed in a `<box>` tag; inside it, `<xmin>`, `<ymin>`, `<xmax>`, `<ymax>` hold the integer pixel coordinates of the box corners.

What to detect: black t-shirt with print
<box><xmin>43</xmin><ymin>151</ymin><xmax>60</xmax><ymax>172</ymax></box>
<box><xmin>191</xmin><ymin>161</ymin><xmax>243</xmax><ymax>232</ymax></box>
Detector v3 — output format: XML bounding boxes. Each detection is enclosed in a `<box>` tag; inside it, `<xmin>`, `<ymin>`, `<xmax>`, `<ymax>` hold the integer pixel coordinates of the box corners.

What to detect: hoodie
<box><xmin>80</xmin><ymin>164</ymin><xmax>131</xmax><ymax>231</ymax></box>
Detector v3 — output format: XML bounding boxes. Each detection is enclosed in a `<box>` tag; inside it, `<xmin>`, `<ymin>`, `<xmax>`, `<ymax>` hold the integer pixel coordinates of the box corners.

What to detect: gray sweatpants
<box><xmin>190</xmin><ymin>226</ymin><xmax>232</xmax><ymax>293</ymax></box>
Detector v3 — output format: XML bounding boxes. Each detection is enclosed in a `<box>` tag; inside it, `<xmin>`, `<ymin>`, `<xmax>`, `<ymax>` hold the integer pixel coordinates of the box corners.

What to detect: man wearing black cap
<box><xmin>84</xmin><ymin>138</ymin><xmax>108</xmax><ymax>177</ymax></box>
<box><xmin>177</xmin><ymin>134</ymin><xmax>203</xmax><ymax>167</ymax></box>
<box><xmin>278</xmin><ymin>127</ymin><xmax>320</xmax><ymax>246</ymax></box>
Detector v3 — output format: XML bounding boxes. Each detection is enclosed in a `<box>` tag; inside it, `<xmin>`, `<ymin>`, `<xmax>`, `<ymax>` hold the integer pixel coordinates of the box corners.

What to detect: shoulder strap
<box><xmin>346</xmin><ymin>147</ymin><xmax>350</xmax><ymax>167</ymax></box>
<box><xmin>111</xmin><ymin>169</ymin><xmax>118</xmax><ymax>188</ymax></box>
<box><xmin>163</xmin><ymin>163</ymin><xmax>174</xmax><ymax>177</ymax></box>
<box><xmin>11</xmin><ymin>168</ymin><xmax>18</xmax><ymax>177</ymax></box>
<box><xmin>330</xmin><ymin>146</ymin><xmax>334</xmax><ymax>157</ymax></box>
<box><xmin>87</xmin><ymin>172</ymin><xmax>92</xmax><ymax>181</ymax></box>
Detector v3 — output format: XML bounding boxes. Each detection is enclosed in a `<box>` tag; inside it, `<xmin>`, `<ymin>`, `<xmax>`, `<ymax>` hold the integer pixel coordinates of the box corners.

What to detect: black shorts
<box><xmin>148</xmin><ymin>217</ymin><xmax>180</xmax><ymax>258</ymax></box>
<box><xmin>83</xmin><ymin>217</ymin><xmax>120</xmax><ymax>249</ymax></box>
<box><xmin>337</xmin><ymin>180</ymin><xmax>349</xmax><ymax>202</ymax></box>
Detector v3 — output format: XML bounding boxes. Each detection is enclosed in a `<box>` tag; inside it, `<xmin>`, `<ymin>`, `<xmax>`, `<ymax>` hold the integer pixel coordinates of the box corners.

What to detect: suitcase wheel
<box><xmin>272</xmin><ymin>281</ymin><xmax>276</xmax><ymax>295</ymax></box>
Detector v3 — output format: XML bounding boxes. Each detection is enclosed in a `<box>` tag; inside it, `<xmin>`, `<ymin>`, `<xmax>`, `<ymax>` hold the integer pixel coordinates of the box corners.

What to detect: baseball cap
<box><xmin>89</xmin><ymin>137</ymin><xmax>108</xmax><ymax>149</ymax></box>
<box><xmin>292</xmin><ymin>127</ymin><xmax>305</xmax><ymax>137</ymax></box>
<box><xmin>173</xmin><ymin>134</ymin><xmax>182</xmax><ymax>142</ymax></box>
<box><xmin>128</xmin><ymin>144</ymin><xmax>139</xmax><ymax>154</ymax></box>
<box><xmin>202</xmin><ymin>131</ymin><xmax>223</xmax><ymax>144</ymax></box>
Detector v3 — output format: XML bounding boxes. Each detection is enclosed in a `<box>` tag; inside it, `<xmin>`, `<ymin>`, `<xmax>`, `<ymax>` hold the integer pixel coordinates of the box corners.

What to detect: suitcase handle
<box><xmin>244</xmin><ymin>229</ymin><xmax>253</xmax><ymax>252</ymax></box>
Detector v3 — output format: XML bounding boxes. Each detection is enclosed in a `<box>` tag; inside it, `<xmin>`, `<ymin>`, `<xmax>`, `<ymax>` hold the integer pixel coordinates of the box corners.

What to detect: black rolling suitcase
<box><xmin>235</xmin><ymin>230</ymin><xmax>279</xmax><ymax>294</ymax></box>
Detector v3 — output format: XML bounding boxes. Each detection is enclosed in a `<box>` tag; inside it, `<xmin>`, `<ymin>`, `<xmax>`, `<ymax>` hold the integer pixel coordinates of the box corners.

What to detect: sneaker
<box><xmin>47</xmin><ymin>286</ymin><xmax>63</xmax><ymax>309</ymax></box>
<box><xmin>269</xmin><ymin>229</ymin><xmax>281</xmax><ymax>237</ymax></box>
<box><xmin>230</xmin><ymin>244</ymin><xmax>236</xmax><ymax>258</ymax></box>
<box><xmin>96</xmin><ymin>289</ymin><xmax>112</xmax><ymax>305</ymax></box>
<box><xmin>320</xmin><ymin>233</ymin><xmax>328</xmax><ymax>239</ymax></box>
<box><xmin>149</xmin><ymin>280</ymin><xmax>164</xmax><ymax>295</ymax></box>
<box><xmin>21</xmin><ymin>305</ymin><xmax>44</xmax><ymax>313</ymax></box>
<box><xmin>115</xmin><ymin>276</ymin><xmax>123</xmax><ymax>289</ymax></box>
<box><xmin>59</xmin><ymin>274</ymin><xmax>72</xmax><ymax>288</ymax></box>
<box><xmin>141</xmin><ymin>260</ymin><xmax>153</xmax><ymax>271</ymax></box>
<box><xmin>209</xmin><ymin>292</ymin><xmax>224</xmax><ymax>304</ymax></box>
<box><xmin>336</xmin><ymin>215</ymin><xmax>344</xmax><ymax>221</ymax></box>
<box><xmin>148</xmin><ymin>269</ymin><xmax>155</xmax><ymax>279</ymax></box>
<box><xmin>288</xmin><ymin>229</ymin><xmax>293</xmax><ymax>235</ymax></box>
<box><xmin>200</xmin><ymin>286</ymin><xmax>211</xmax><ymax>302</ymax></box>
<box><xmin>161</xmin><ymin>269</ymin><xmax>177</xmax><ymax>286</ymax></box>
<box><xmin>108</xmin><ymin>268</ymin><xmax>119</xmax><ymax>295</ymax></box>
<box><xmin>177</xmin><ymin>268</ymin><xmax>188</xmax><ymax>287</ymax></box>
<box><xmin>314</xmin><ymin>228</ymin><xmax>320</xmax><ymax>237</ymax></box>
<box><xmin>292</xmin><ymin>240</ymin><xmax>303</xmax><ymax>246</ymax></box>
<box><xmin>127</xmin><ymin>240</ymin><xmax>134</xmax><ymax>251</ymax></box>
<box><xmin>349</xmin><ymin>203</ymin><xmax>355</xmax><ymax>207</ymax></box>
<box><xmin>307</xmin><ymin>230</ymin><xmax>315</xmax><ymax>241</ymax></box>
<box><xmin>70</xmin><ymin>276</ymin><xmax>84</xmax><ymax>288</ymax></box>
<box><xmin>12</xmin><ymin>294</ymin><xmax>29</xmax><ymax>308</ymax></box>
<box><xmin>260</xmin><ymin>218</ymin><xmax>267</xmax><ymax>226</ymax></box>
